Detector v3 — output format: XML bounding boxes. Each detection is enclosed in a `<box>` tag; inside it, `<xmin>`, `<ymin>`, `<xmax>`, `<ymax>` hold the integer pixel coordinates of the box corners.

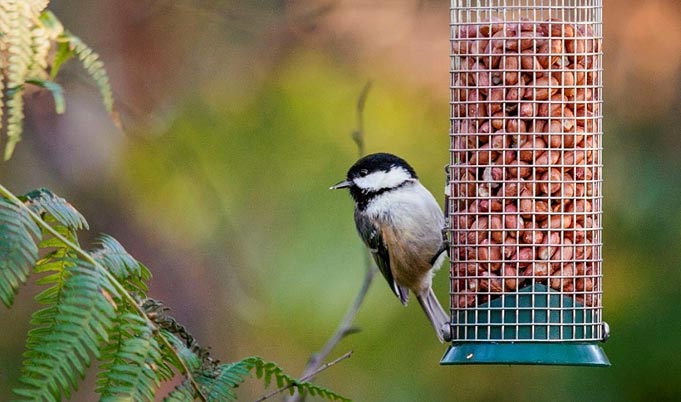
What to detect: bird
<box><xmin>331</xmin><ymin>152</ymin><xmax>450</xmax><ymax>342</ymax></box>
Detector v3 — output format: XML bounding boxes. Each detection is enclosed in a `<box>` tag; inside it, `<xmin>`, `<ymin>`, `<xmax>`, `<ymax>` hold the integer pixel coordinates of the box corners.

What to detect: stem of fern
<box><xmin>0</xmin><ymin>183</ymin><xmax>209</xmax><ymax>402</ymax></box>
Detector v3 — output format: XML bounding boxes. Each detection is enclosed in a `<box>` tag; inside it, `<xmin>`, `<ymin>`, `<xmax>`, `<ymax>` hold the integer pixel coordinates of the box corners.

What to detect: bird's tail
<box><xmin>416</xmin><ymin>288</ymin><xmax>450</xmax><ymax>343</ymax></box>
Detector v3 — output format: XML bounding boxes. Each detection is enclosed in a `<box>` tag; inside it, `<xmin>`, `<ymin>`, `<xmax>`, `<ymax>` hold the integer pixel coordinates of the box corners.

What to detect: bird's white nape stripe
<box><xmin>354</xmin><ymin>167</ymin><xmax>411</xmax><ymax>191</ymax></box>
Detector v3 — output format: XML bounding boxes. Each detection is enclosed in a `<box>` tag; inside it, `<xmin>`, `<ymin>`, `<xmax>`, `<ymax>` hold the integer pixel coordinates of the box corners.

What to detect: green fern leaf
<box><xmin>0</xmin><ymin>7</ymin><xmax>5</xmax><ymax>136</ymax></box>
<box><xmin>0</xmin><ymin>197</ymin><xmax>40</xmax><ymax>307</ymax></box>
<box><xmin>91</xmin><ymin>234</ymin><xmax>151</xmax><ymax>295</ymax></box>
<box><xmin>97</xmin><ymin>313</ymin><xmax>162</xmax><ymax>402</ymax></box>
<box><xmin>50</xmin><ymin>40</ymin><xmax>73</xmax><ymax>79</ymax></box>
<box><xmin>1</xmin><ymin>6</ymin><xmax>116</xmax><ymax>160</ymax></box>
<box><xmin>27</xmin><ymin>22</ymin><xmax>51</xmax><ymax>80</ymax></box>
<box><xmin>162</xmin><ymin>381</ymin><xmax>196</xmax><ymax>402</ymax></box>
<box><xmin>161</xmin><ymin>330</ymin><xmax>252</xmax><ymax>402</ymax></box>
<box><xmin>246</xmin><ymin>357</ymin><xmax>353</xmax><ymax>402</ymax></box>
<box><xmin>25</xmin><ymin>79</ymin><xmax>66</xmax><ymax>113</ymax></box>
<box><xmin>4</xmin><ymin>87</ymin><xmax>26</xmax><ymax>160</ymax></box>
<box><xmin>162</xmin><ymin>352</ymin><xmax>352</xmax><ymax>402</ymax></box>
<box><xmin>21</xmin><ymin>188</ymin><xmax>88</xmax><ymax>231</ymax></box>
<box><xmin>15</xmin><ymin>259</ymin><xmax>119</xmax><ymax>401</ymax></box>
<box><xmin>59</xmin><ymin>31</ymin><xmax>114</xmax><ymax>114</ymax></box>
<box><xmin>37</xmin><ymin>10</ymin><xmax>69</xmax><ymax>79</ymax></box>
<box><xmin>2</xmin><ymin>0</ymin><xmax>34</xmax><ymax>160</ymax></box>
<box><xmin>162</xmin><ymin>360</ymin><xmax>253</xmax><ymax>402</ymax></box>
<box><xmin>200</xmin><ymin>360</ymin><xmax>256</xmax><ymax>402</ymax></box>
<box><xmin>159</xmin><ymin>328</ymin><xmax>202</xmax><ymax>373</ymax></box>
<box><xmin>26</xmin><ymin>0</ymin><xmax>49</xmax><ymax>15</ymax></box>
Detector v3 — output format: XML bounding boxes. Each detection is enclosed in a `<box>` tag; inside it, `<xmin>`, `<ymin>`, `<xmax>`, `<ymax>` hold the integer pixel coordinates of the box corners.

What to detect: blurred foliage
<box><xmin>1</xmin><ymin>0</ymin><xmax>681</xmax><ymax>401</ymax></box>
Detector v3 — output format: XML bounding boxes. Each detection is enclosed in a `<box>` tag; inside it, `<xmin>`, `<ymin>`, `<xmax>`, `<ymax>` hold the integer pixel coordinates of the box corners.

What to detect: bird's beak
<box><xmin>330</xmin><ymin>179</ymin><xmax>352</xmax><ymax>190</ymax></box>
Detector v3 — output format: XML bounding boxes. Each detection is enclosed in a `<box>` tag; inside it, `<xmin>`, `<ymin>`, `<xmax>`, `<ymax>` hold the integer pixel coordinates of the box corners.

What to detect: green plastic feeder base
<box><xmin>440</xmin><ymin>284</ymin><xmax>610</xmax><ymax>366</ymax></box>
<box><xmin>441</xmin><ymin>342</ymin><xmax>610</xmax><ymax>366</ymax></box>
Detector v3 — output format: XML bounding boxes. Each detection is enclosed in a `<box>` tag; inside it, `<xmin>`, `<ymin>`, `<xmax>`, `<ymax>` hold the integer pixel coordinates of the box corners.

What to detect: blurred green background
<box><xmin>2</xmin><ymin>0</ymin><xmax>681</xmax><ymax>401</ymax></box>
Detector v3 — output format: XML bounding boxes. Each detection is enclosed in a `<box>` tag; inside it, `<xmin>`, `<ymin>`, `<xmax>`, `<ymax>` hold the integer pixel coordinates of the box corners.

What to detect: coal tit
<box><xmin>331</xmin><ymin>153</ymin><xmax>450</xmax><ymax>342</ymax></box>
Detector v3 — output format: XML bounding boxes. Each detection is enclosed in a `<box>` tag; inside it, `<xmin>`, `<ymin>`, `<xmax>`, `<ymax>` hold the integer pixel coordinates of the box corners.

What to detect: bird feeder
<box><xmin>441</xmin><ymin>0</ymin><xmax>610</xmax><ymax>366</ymax></box>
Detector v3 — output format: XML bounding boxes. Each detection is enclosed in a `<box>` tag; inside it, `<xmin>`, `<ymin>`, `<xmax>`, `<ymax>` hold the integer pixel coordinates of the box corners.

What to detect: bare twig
<box><xmin>351</xmin><ymin>81</ymin><xmax>372</xmax><ymax>158</ymax></box>
<box><xmin>254</xmin><ymin>351</ymin><xmax>353</xmax><ymax>402</ymax></box>
<box><xmin>285</xmin><ymin>82</ymin><xmax>375</xmax><ymax>402</ymax></box>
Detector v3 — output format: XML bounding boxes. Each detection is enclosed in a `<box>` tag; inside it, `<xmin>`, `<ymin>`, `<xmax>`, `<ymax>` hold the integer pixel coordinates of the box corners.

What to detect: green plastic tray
<box><xmin>440</xmin><ymin>284</ymin><xmax>610</xmax><ymax>366</ymax></box>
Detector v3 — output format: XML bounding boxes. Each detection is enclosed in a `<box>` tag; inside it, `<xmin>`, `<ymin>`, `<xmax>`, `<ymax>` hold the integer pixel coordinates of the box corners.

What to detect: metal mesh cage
<box><xmin>442</xmin><ymin>0</ymin><xmax>609</xmax><ymax>365</ymax></box>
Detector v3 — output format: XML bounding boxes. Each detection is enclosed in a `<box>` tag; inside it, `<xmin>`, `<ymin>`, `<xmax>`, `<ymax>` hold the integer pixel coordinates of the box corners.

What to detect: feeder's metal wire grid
<box><xmin>447</xmin><ymin>0</ymin><xmax>605</xmax><ymax>343</ymax></box>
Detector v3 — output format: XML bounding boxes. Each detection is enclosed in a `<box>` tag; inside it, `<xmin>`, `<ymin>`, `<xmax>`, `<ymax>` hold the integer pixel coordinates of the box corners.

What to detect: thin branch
<box><xmin>0</xmin><ymin>184</ymin><xmax>209</xmax><ymax>402</ymax></box>
<box><xmin>351</xmin><ymin>81</ymin><xmax>372</xmax><ymax>158</ymax></box>
<box><xmin>286</xmin><ymin>82</ymin><xmax>375</xmax><ymax>402</ymax></box>
<box><xmin>254</xmin><ymin>351</ymin><xmax>353</xmax><ymax>402</ymax></box>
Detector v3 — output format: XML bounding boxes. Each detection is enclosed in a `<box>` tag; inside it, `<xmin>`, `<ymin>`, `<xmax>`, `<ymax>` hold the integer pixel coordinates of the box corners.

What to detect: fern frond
<box><xmin>246</xmin><ymin>357</ymin><xmax>352</xmax><ymax>402</ymax></box>
<box><xmin>26</xmin><ymin>79</ymin><xmax>66</xmax><ymax>113</ymax></box>
<box><xmin>0</xmin><ymin>197</ymin><xmax>40</xmax><ymax>307</ymax></box>
<box><xmin>162</xmin><ymin>381</ymin><xmax>196</xmax><ymax>402</ymax></box>
<box><xmin>15</xmin><ymin>259</ymin><xmax>119</xmax><ymax>401</ymax></box>
<box><xmin>200</xmin><ymin>360</ymin><xmax>254</xmax><ymax>402</ymax></box>
<box><xmin>2</xmin><ymin>0</ymin><xmax>34</xmax><ymax>160</ymax></box>
<box><xmin>0</xmin><ymin>4</ymin><xmax>7</xmax><ymax>134</ymax></box>
<box><xmin>159</xmin><ymin>327</ymin><xmax>205</xmax><ymax>401</ymax></box>
<box><xmin>1</xmin><ymin>6</ymin><xmax>117</xmax><ymax>160</ymax></box>
<box><xmin>27</xmin><ymin>23</ymin><xmax>50</xmax><ymax>80</ymax></box>
<box><xmin>161</xmin><ymin>337</ymin><xmax>254</xmax><ymax>402</ymax></box>
<box><xmin>37</xmin><ymin>11</ymin><xmax>68</xmax><ymax>78</ymax></box>
<box><xmin>4</xmin><ymin>86</ymin><xmax>25</xmax><ymax>160</ymax></box>
<box><xmin>163</xmin><ymin>359</ymin><xmax>253</xmax><ymax>402</ymax></box>
<box><xmin>147</xmin><ymin>299</ymin><xmax>352</xmax><ymax>402</ymax></box>
<box><xmin>97</xmin><ymin>313</ymin><xmax>163</xmax><ymax>402</ymax></box>
<box><xmin>91</xmin><ymin>234</ymin><xmax>151</xmax><ymax>295</ymax></box>
<box><xmin>27</xmin><ymin>0</ymin><xmax>50</xmax><ymax>15</ymax></box>
<box><xmin>163</xmin><ymin>356</ymin><xmax>353</xmax><ymax>402</ymax></box>
<box><xmin>1</xmin><ymin>184</ymin><xmax>351</xmax><ymax>402</ymax></box>
<box><xmin>21</xmin><ymin>188</ymin><xmax>88</xmax><ymax>231</ymax></box>
<box><xmin>157</xmin><ymin>327</ymin><xmax>202</xmax><ymax>375</ymax></box>
<box><xmin>27</xmin><ymin>12</ymin><xmax>65</xmax><ymax>106</ymax></box>
<box><xmin>59</xmin><ymin>31</ymin><xmax>114</xmax><ymax>114</ymax></box>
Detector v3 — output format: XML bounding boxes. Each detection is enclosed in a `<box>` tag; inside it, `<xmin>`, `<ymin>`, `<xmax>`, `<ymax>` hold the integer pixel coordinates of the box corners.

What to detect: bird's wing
<box><xmin>354</xmin><ymin>209</ymin><xmax>409</xmax><ymax>304</ymax></box>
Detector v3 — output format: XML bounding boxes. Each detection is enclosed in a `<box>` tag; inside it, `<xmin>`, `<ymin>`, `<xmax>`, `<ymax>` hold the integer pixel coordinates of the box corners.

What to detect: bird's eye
<box><xmin>360</xmin><ymin>169</ymin><xmax>369</xmax><ymax>177</ymax></box>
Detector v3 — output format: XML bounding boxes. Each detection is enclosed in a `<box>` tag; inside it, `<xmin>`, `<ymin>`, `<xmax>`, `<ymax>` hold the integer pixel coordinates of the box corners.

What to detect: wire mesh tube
<box><xmin>443</xmin><ymin>0</ymin><xmax>609</xmax><ymax>365</ymax></box>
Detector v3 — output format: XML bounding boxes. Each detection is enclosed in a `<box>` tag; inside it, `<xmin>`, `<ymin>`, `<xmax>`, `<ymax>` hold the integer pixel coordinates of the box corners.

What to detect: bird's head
<box><xmin>330</xmin><ymin>153</ymin><xmax>418</xmax><ymax>203</ymax></box>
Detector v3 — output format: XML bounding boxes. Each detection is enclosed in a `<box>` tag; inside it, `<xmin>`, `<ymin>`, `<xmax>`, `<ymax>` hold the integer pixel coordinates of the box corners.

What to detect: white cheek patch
<box><xmin>354</xmin><ymin>167</ymin><xmax>411</xmax><ymax>191</ymax></box>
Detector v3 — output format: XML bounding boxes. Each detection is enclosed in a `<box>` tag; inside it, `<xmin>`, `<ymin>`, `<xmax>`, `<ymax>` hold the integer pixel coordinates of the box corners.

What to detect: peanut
<box><xmin>477</xmin><ymin>239</ymin><xmax>503</xmax><ymax>271</ymax></box>
<box><xmin>497</xmin><ymin>55</ymin><xmax>520</xmax><ymax>85</ymax></box>
<box><xmin>537</xmin><ymin>232</ymin><xmax>560</xmax><ymax>260</ymax></box>
<box><xmin>539</xmin><ymin>168</ymin><xmax>562</xmax><ymax>194</ymax></box>
<box><xmin>522</xmin><ymin>262</ymin><xmax>550</xmax><ymax>278</ymax></box>
<box><xmin>524</xmin><ymin>76</ymin><xmax>559</xmax><ymax>100</ymax></box>
<box><xmin>521</xmin><ymin>226</ymin><xmax>544</xmax><ymax>244</ymax></box>
<box><xmin>520</xmin><ymin>49</ymin><xmax>541</xmax><ymax>70</ymax></box>
<box><xmin>451</xmin><ymin>17</ymin><xmax>601</xmax><ymax>307</ymax></box>
<box><xmin>516</xmin><ymin>247</ymin><xmax>534</xmax><ymax>268</ymax></box>
<box><xmin>489</xmin><ymin>215</ymin><xmax>504</xmax><ymax>243</ymax></box>
<box><xmin>504</xmin><ymin>265</ymin><xmax>519</xmax><ymax>290</ymax></box>
<box><xmin>454</xmin><ymin>291</ymin><xmax>477</xmax><ymax>308</ymax></box>
<box><xmin>503</xmin><ymin>203</ymin><xmax>522</xmax><ymax>231</ymax></box>
<box><xmin>508</xmin><ymin>161</ymin><xmax>532</xmax><ymax>179</ymax></box>
<box><xmin>479</xmin><ymin>17</ymin><xmax>505</xmax><ymax>37</ymax></box>
<box><xmin>519</xmin><ymin>136</ymin><xmax>547</xmax><ymax>162</ymax></box>
<box><xmin>467</xmin><ymin>216</ymin><xmax>489</xmax><ymax>244</ymax></box>
<box><xmin>518</xmin><ymin>101</ymin><xmax>537</xmax><ymax>118</ymax></box>
<box><xmin>550</xmin><ymin>263</ymin><xmax>575</xmax><ymax>290</ymax></box>
<box><xmin>505</xmin><ymin>118</ymin><xmax>527</xmax><ymax>134</ymax></box>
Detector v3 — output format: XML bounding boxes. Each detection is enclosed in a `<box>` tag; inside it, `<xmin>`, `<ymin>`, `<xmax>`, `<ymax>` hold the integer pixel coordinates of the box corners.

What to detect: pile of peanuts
<box><xmin>450</xmin><ymin>17</ymin><xmax>601</xmax><ymax>307</ymax></box>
